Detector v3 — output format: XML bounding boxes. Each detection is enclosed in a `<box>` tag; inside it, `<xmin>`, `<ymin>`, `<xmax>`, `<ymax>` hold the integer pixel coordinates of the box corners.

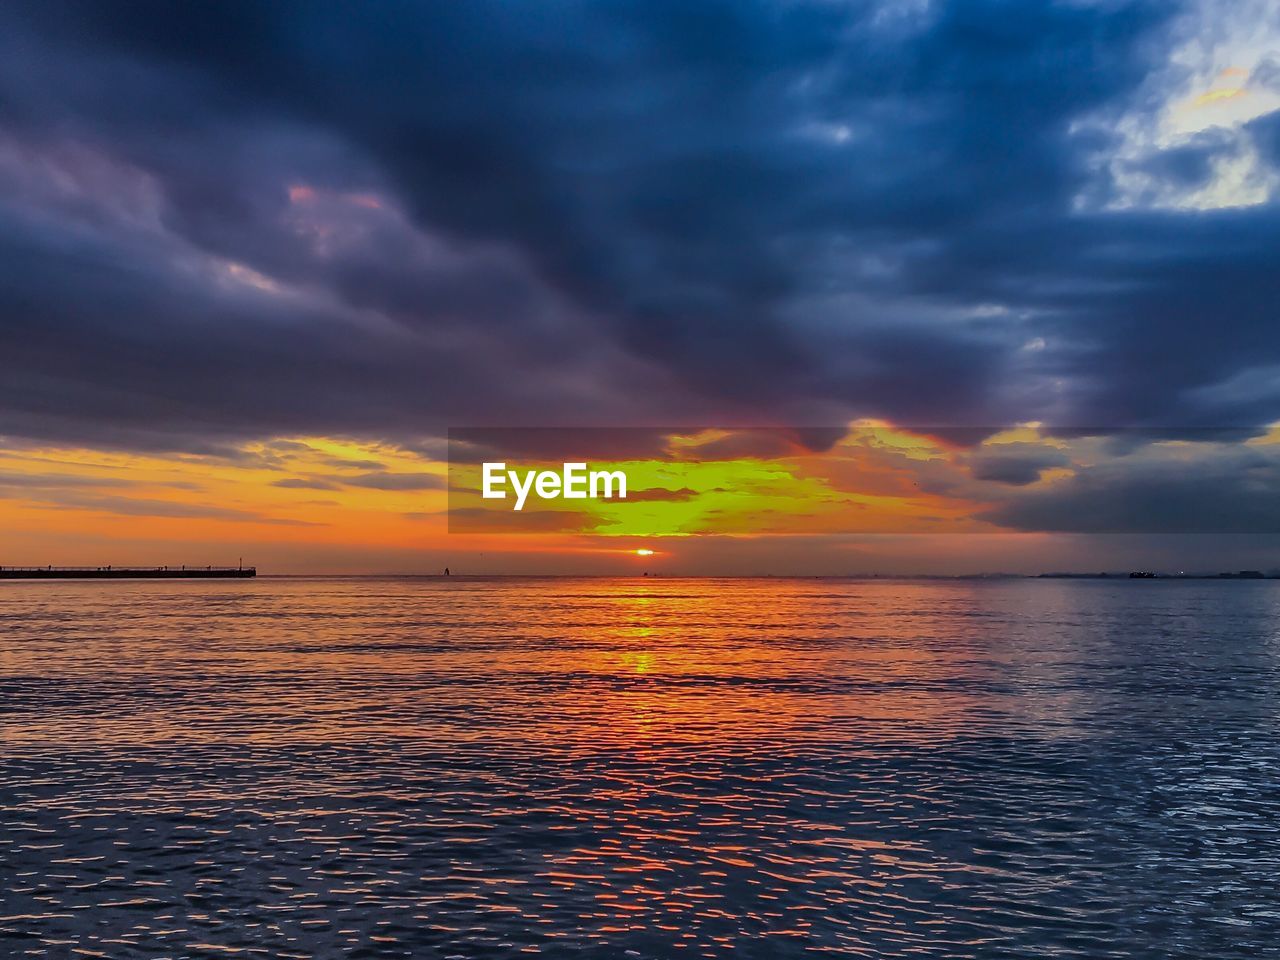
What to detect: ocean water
<box><xmin>2</xmin><ymin>576</ymin><xmax>1279</xmax><ymax>959</ymax></box>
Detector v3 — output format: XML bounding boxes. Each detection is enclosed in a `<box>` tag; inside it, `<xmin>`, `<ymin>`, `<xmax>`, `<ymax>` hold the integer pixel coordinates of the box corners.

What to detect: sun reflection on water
<box><xmin>3</xmin><ymin>577</ymin><xmax>1280</xmax><ymax>956</ymax></box>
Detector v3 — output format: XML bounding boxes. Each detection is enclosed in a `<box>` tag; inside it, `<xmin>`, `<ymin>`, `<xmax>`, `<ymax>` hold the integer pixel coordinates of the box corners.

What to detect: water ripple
<box><xmin>2</xmin><ymin>577</ymin><xmax>1280</xmax><ymax>957</ymax></box>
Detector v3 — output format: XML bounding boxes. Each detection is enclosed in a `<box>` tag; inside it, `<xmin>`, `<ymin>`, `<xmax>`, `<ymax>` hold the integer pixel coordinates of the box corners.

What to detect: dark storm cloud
<box><xmin>270</xmin><ymin>478</ymin><xmax>342</xmax><ymax>491</ymax></box>
<box><xmin>984</xmin><ymin>444</ymin><xmax>1280</xmax><ymax>533</ymax></box>
<box><xmin>1133</xmin><ymin>131</ymin><xmax>1230</xmax><ymax>189</ymax></box>
<box><xmin>343</xmin><ymin>472</ymin><xmax>446</xmax><ymax>491</ymax></box>
<box><xmin>447</xmin><ymin>428</ymin><xmax>677</xmax><ymax>464</ymax></box>
<box><xmin>445</xmin><ymin>426</ymin><xmax>853</xmax><ymax>465</ymax></box>
<box><xmin>968</xmin><ymin>443</ymin><xmax>1070</xmax><ymax>486</ymax></box>
<box><xmin>20</xmin><ymin>491</ymin><xmax>323</xmax><ymax>524</ymax></box>
<box><xmin>1</xmin><ymin>0</ymin><xmax>1277</xmax><ymax>463</ymax></box>
<box><xmin>0</xmin><ymin>470</ymin><xmax>135</xmax><ymax>489</ymax></box>
<box><xmin>0</xmin><ymin>469</ymin><xmax>201</xmax><ymax>491</ymax></box>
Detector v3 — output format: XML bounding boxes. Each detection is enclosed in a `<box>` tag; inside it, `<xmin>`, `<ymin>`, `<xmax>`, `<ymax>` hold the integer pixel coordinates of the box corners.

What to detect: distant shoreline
<box><xmin>4</xmin><ymin>569</ymin><xmax>1276</xmax><ymax>582</ymax></box>
<box><xmin>0</xmin><ymin>566</ymin><xmax>255</xmax><ymax>580</ymax></box>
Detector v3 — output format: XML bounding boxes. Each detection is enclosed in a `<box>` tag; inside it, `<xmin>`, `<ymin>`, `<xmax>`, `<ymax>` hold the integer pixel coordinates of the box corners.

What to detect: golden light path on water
<box><xmin>3</xmin><ymin>577</ymin><xmax>1280</xmax><ymax>957</ymax></box>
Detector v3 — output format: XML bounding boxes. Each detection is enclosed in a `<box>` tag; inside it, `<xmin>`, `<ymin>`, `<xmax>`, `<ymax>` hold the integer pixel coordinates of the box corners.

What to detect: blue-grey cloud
<box><xmin>271</xmin><ymin>477</ymin><xmax>342</xmax><ymax>491</ymax></box>
<box><xmin>0</xmin><ymin>0</ymin><xmax>1276</xmax><ymax>466</ymax></box>
<box><xmin>968</xmin><ymin>443</ymin><xmax>1071</xmax><ymax>487</ymax></box>
<box><xmin>983</xmin><ymin>444</ymin><xmax>1280</xmax><ymax>533</ymax></box>
<box><xmin>343</xmin><ymin>472</ymin><xmax>446</xmax><ymax>491</ymax></box>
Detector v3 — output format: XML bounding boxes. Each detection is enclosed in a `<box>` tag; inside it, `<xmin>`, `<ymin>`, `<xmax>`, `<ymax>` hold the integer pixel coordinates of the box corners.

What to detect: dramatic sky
<box><xmin>2</xmin><ymin>0</ymin><xmax>1280</xmax><ymax>573</ymax></box>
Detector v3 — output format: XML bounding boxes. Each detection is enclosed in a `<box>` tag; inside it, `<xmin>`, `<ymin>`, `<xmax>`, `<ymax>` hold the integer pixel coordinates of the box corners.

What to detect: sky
<box><xmin>2</xmin><ymin>0</ymin><xmax>1280</xmax><ymax>574</ymax></box>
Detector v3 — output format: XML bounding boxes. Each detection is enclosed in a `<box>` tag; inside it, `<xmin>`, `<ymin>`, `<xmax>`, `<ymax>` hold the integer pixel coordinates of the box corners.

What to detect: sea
<box><xmin>2</xmin><ymin>576</ymin><xmax>1279</xmax><ymax>958</ymax></box>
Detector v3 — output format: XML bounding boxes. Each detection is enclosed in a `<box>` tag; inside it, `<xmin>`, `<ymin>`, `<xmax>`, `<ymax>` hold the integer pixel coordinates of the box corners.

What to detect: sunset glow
<box><xmin>4</xmin><ymin>4</ymin><xmax>1280</xmax><ymax>958</ymax></box>
<box><xmin>5</xmin><ymin>421</ymin><xmax>1280</xmax><ymax>573</ymax></box>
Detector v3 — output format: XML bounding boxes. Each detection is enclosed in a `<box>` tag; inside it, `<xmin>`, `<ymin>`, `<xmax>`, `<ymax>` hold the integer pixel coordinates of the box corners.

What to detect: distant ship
<box><xmin>0</xmin><ymin>565</ymin><xmax>256</xmax><ymax>579</ymax></box>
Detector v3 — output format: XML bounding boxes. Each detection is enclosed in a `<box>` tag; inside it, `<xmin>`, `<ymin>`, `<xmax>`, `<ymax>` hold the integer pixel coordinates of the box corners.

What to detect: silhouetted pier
<box><xmin>0</xmin><ymin>566</ymin><xmax>256</xmax><ymax>580</ymax></box>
